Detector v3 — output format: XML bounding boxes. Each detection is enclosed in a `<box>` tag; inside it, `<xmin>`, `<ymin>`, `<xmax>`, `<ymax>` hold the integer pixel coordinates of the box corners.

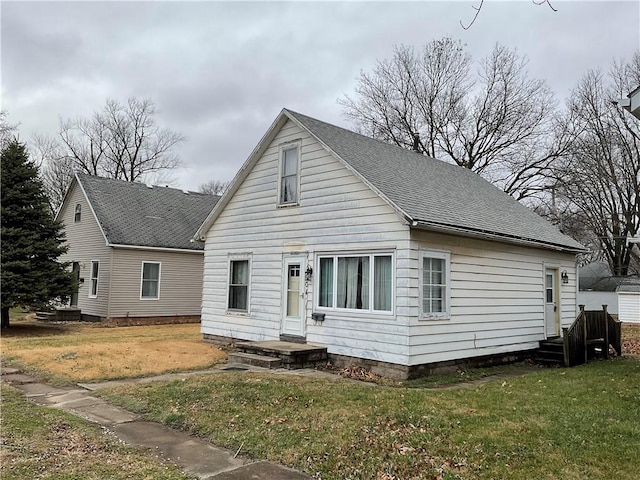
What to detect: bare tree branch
<box><xmin>340</xmin><ymin>39</ymin><xmax>558</xmax><ymax>200</ymax></box>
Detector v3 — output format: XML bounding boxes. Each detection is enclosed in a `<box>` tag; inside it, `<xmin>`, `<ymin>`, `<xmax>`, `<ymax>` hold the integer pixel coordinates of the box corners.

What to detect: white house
<box><xmin>195</xmin><ymin>109</ymin><xmax>585</xmax><ymax>378</ymax></box>
<box><xmin>57</xmin><ymin>173</ymin><xmax>218</xmax><ymax>324</ymax></box>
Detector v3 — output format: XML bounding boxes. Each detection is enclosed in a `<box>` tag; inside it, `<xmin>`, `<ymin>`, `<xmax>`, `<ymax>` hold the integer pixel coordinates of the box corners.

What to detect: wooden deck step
<box><xmin>233</xmin><ymin>341</ymin><xmax>327</xmax><ymax>370</ymax></box>
<box><xmin>535</xmin><ymin>338</ymin><xmax>565</xmax><ymax>366</ymax></box>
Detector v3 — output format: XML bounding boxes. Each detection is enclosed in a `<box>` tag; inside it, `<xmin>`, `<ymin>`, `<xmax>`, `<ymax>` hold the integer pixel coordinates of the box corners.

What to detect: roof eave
<box><xmin>410</xmin><ymin>220</ymin><xmax>586</xmax><ymax>254</ymax></box>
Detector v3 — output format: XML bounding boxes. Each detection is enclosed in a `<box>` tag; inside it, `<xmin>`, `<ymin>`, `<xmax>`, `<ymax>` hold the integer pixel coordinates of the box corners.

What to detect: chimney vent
<box><xmin>412</xmin><ymin>134</ymin><xmax>420</xmax><ymax>152</ymax></box>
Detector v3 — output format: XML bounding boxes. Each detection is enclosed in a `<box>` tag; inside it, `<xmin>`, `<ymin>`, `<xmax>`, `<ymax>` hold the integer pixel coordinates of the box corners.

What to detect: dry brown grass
<box><xmin>1</xmin><ymin>316</ymin><xmax>226</xmax><ymax>382</ymax></box>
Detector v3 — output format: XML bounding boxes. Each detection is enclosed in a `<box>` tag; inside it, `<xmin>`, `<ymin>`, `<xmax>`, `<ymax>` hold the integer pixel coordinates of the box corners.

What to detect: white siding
<box><xmin>408</xmin><ymin>231</ymin><xmax>577</xmax><ymax>365</ymax></box>
<box><xmin>202</xmin><ymin>118</ymin><xmax>579</xmax><ymax>368</ymax></box>
<box><xmin>577</xmin><ymin>291</ymin><xmax>618</xmax><ymax>314</ymax></box>
<box><xmin>108</xmin><ymin>248</ymin><xmax>204</xmax><ymax>318</ymax></box>
<box><xmin>202</xmin><ymin>119</ymin><xmax>412</xmax><ymax>364</ymax></box>
<box><xmin>58</xmin><ymin>182</ymin><xmax>110</xmax><ymax>318</ymax></box>
<box><xmin>618</xmin><ymin>293</ymin><xmax>640</xmax><ymax>323</ymax></box>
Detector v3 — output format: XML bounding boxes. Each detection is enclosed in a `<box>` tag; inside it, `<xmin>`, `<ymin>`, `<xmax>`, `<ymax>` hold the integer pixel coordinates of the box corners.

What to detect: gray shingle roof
<box><xmin>579</xmin><ymin>261</ymin><xmax>640</xmax><ymax>292</ymax></box>
<box><xmin>77</xmin><ymin>174</ymin><xmax>219</xmax><ymax>250</ymax></box>
<box><xmin>286</xmin><ymin>109</ymin><xmax>584</xmax><ymax>252</ymax></box>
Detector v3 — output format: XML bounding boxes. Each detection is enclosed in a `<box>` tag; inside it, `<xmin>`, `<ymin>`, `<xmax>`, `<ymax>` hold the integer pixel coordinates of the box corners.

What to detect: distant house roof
<box><xmin>68</xmin><ymin>173</ymin><xmax>219</xmax><ymax>251</ymax></box>
<box><xmin>197</xmin><ymin>109</ymin><xmax>583</xmax><ymax>253</ymax></box>
<box><xmin>579</xmin><ymin>261</ymin><xmax>640</xmax><ymax>292</ymax></box>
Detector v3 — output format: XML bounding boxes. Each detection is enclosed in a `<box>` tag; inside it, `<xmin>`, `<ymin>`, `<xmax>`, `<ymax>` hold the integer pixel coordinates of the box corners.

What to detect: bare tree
<box><xmin>0</xmin><ymin>110</ymin><xmax>18</xmax><ymax>147</ymax></box>
<box><xmin>41</xmin><ymin>97</ymin><xmax>183</xmax><ymax>209</ymax></box>
<box><xmin>198</xmin><ymin>180</ymin><xmax>229</xmax><ymax>196</ymax></box>
<box><xmin>460</xmin><ymin>0</ymin><xmax>558</xmax><ymax>30</ymax></box>
<box><xmin>340</xmin><ymin>39</ymin><xmax>561</xmax><ymax>201</ymax></box>
<box><xmin>33</xmin><ymin>134</ymin><xmax>75</xmax><ymax>212</ymax></box>
<box><xmin>554</xmin><ymin>53</ymin><xmax>640</xmax><ymax>276</ymax></box>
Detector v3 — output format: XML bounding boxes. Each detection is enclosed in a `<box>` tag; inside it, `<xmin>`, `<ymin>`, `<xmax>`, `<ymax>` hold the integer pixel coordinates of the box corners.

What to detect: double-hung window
<box><xmin>89</xmin><ymin>261</ymin><xmax>99</xmax><ymax>298</ymax></box>
<box><xmin>140</xmin><ymin>262</ymin><xmax>161</xmax><ymax>300</ymax></box>
<box><xmin>74</xmin><ymin>204</ymin><xmax>82</xmax><ymax>223</ymax></box>
<box><xmin>420</xmin><ymin>250</ymin><xmax>450</xmax><ymax>319</ymax></box>
<box><xmin>228</xmin><ymin>258</ymin><xmax>250</xmax><ymax>312</ymax></box>
<box><xmin>317</xmin><ymin>253</ymin><xmax>393</xmax><ymax>313</ymax></box>
<box><xmin>278</xmin><ymin>144</ymin><xmax>300</xmax><ymax>205</ymax></box>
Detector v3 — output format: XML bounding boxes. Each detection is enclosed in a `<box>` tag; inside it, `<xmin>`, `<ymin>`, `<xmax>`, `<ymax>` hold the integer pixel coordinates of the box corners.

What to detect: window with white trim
<box><xmin>278</xmin><ymin>144</ymin><xmax>300</xmax><ymax>205</ymax></box>
<box><xmin>74</xmin><ymin>204</ymin><xmax>82</xmax><ymax>223</ymax></box>
<box><xmin>140</xmin><ymin>262</ymin><xmax>161</xmax><ymax>300</ymax></box>
<box><xmin>317</xmin><ymin>253</ymin><xmax>393</xmax><ymax>313</ymax></box>
<box><xmin>228</xmin><ymin>258</ymin><xmax>250</xmax><ymax>312</ymax></box>
<box><xmin>420</xmin><ymin>250</ymin><xmax>450</xmax><ymax>319</ymax></box>
<box><xmin>89</xmin><ymin>261</ymin><xmax>99</xmax><ymax>298</ymax></box>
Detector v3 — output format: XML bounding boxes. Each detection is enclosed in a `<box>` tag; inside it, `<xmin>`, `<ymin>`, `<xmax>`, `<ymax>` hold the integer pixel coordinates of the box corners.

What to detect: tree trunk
<box><xmin>1</xmin><ymin>306</ymin><xmax>10</xmax><ymax>328</ymax></box>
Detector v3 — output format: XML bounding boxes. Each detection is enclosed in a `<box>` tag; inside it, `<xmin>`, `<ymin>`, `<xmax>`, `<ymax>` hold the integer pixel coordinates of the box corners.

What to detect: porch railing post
<box><xmin>581</xmin><ymin>305</ymin><xmax>587</xmax><ymax>364</ymax></box>
<box><xmin>602</xmin><ymin>305</ymin><xmax>609</xmax><ymax>359</ymax></box>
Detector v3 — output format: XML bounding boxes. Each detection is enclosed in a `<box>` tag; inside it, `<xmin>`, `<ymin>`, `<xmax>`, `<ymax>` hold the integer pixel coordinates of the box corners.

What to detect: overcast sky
<box><xmin>2</xmin><ymin>1</ymin><xmax>639</xmax><ymax>191</ymax></box>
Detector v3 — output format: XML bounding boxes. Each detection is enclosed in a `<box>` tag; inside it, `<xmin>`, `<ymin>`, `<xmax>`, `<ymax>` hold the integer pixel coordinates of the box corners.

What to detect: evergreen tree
<box><xmin>1</xmin><ymin>140</ymin><xmax>75</xmax><ymax>327</ymax></box>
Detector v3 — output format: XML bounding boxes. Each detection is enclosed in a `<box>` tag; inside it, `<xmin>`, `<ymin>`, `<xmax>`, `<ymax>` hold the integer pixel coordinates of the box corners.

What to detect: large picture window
<box><xmin>420</xmin><ymin>251</ymin><xmax>450</xmax><ymax>319</ymax></box>
<box><xmin>317</xmin><ymin>253</ymin><xmax>393</xmax><ymax>313</ymax></box>
<box><xmin>140</xmin><ymin>262</ymin><xmax>161</xmax><ymax>300</ymax></box>
<box><xmin>228</xmin><ymin>258</ymin><xmax>250</xmax><ymax>312</ymax></box>
<box><xmin>279</xmin><ymin>145</ymin><xmax>299</xmax><ymax>205</ymax></box>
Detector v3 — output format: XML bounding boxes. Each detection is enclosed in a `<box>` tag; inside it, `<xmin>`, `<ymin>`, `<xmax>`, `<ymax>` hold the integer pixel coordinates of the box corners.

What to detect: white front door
<box><xmin>281</xmin><ymin>257</ymin><xmax>305</xmax><ymax>337</ymax></box>
<box><xmin>545</xmin><ymin>269</ymin><xmax>559</xmax><ymax>337</ymax></box>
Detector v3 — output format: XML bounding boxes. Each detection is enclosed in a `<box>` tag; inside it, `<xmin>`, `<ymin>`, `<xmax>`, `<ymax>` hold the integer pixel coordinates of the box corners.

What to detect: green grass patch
<box><xmin>99</xmin><ymin>357</ymin><xmax>640</xmax><ymax>480</ymax></box>
<box><xmin>0</xmin><ymin>385</ymin><xmax>195</xmax><ymax>480</ymax></box>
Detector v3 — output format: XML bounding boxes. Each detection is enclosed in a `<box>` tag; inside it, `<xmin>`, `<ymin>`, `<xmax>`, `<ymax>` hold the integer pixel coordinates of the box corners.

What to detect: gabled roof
<box><xmin>196</xmin><ymin>109</ymin><xmax>584</xmax><ymax>253</ymax></box>
<box><xmin>64</xmin><ymin>173</ymin><xmax>219</xmax><ymax>251</ymax></box>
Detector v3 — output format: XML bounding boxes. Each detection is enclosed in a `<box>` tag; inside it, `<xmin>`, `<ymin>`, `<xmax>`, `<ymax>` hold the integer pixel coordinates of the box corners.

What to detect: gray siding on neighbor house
<box><xmin>58</xmin><ymin>181</ymin><xmax>111</xmax><ymax>318</ymax></box>
<box><xmin>108</xmin><ymin>247</ymin><xmax>204</xmax><ymax>318</ymax></box>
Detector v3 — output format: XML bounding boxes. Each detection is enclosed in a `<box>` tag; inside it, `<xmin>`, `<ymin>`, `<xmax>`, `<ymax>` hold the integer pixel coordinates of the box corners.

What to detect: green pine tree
<box><xmin>1</xmin><ymin>140</ymin><xmax>75</xmax><ymax>327</ymax></box>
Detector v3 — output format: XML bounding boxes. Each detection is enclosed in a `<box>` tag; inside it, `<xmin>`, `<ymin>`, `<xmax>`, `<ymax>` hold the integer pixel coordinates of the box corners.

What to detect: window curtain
<box><xmin>337</xmin><ymin>257</ymin><xmax>369</xmax><ymax>309</ymax></box>
<box><xmin>319</xmin><ymin>258</ymin><xmax>334</xmax><ymax>307</ymax></box>
<box><xmin>373</xmin><ymin>256</ymin><xmax>392</xmax><ymax>311</ymax></box>
<box><xmin>229</xmin><ymin>260</ymin><xmax>248</xmax><ymax>310</ymax></box>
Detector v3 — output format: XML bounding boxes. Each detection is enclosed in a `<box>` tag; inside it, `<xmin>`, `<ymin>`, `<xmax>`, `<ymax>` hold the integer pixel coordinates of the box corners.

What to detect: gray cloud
<box><xmin>2</xmin><ymin>1</ymin><xmax>638</xmax><ymax>191</ymax></box>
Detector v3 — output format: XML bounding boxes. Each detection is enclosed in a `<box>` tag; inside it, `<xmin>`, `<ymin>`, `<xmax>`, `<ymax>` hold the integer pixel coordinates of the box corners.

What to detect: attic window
<box><xmin>74</xmin><ymin>204</ymin><xmax>82</xmax><ymax>223</ymax></box>
<box><xmin>278</xmin><ymin>144</ymin><xmax>300</xmax><ymax>206</ymax></box>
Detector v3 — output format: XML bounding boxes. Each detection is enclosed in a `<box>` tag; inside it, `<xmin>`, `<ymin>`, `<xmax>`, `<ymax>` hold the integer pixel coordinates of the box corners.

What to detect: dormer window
<box><xmin>278</xmin><ymin>144</ymin><xmax>300</xmax><ymax>206</ymax></box>
<box><xmin>74</xmin><ymin>204</ymin><xmax>82</xmax><ymax>223</ymax></box>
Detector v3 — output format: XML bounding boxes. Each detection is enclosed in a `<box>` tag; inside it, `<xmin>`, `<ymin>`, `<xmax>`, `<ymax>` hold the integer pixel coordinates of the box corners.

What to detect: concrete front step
<box><xmin>227</xmin><ymin>352</ymin><xmax>283</xmax><ymax>369</ymax></box>
<box><xmin>234</xmin><ymin>341</ymin><xmax>328</xmax><ymax>370</ymax></box>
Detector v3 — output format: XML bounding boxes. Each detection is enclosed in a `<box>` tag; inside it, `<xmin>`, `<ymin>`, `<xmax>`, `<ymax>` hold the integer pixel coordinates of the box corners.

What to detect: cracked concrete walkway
<box><xmin>1</xmin><ymin>366</ymin><xmax>310</xmax><ymax>480</ymax></box>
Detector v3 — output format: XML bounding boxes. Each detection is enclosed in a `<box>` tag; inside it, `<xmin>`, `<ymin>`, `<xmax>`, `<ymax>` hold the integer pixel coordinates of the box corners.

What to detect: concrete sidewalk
<box><xmin>1</xmin><ymin>366</ymin><xmax>311</xmax><ymax>480</ymax></box>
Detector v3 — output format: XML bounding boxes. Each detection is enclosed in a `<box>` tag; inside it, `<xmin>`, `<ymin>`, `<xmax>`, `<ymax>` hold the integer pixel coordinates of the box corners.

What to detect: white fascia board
<box><xmin>110</xmin><ymin>244</ymin><xmax>204</xmax><ymax>254</ymax></box>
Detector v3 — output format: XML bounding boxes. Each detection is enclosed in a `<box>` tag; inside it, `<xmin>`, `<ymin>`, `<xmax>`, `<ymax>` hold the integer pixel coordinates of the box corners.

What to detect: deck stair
<box><xmin>535</xmin><ymin>305</ymin><xmax>622</xmax><ymax>367</ymax></box>
<box><xmin>227</xmin><ymin>341</ymin><xmax>328</xmax><ymax>370</ymax></box>
<box><xmin>535</xmin><ymin>337</ymin><xmax>565</xmax><ymax>365</ymax></box>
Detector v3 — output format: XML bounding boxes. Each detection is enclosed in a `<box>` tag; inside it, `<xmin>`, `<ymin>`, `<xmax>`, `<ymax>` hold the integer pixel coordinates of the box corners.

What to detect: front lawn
<box><xmin>0</xmin><ymin>385</ymin><xmax>195</xmax><ymax>480</ymax></box>
<box><xmin>1</xmin><ymin>318</ymin><xmax>225</xmax><ymax>384</ymax></box>
<box><xmin>99</xmin><ymin>357</ymin><xmax>640</xmax><ymax>480</ymax></box>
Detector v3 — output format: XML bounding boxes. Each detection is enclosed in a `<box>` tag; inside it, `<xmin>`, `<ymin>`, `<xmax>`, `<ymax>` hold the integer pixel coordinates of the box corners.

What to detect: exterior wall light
<box><xmin>561</xmin><ymin>270</ymin><xmax>569</xmax><ymax>284</ymax></box>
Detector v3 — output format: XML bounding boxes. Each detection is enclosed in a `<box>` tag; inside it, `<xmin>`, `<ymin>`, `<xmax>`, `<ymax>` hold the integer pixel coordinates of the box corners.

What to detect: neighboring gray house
<box><xmin>578</xmin><ymin>261</ymin><xmax>640</xmax><ymax>322</ymax></box>
<box><xmin>195</xmin><ymin>109</ymin><xmax>585</xmax><ymax>378</ymax></box>
<box><xmin>57</xmin><ymin>173</ymin><xmax>218</xmax><ymax>323</ymax></box>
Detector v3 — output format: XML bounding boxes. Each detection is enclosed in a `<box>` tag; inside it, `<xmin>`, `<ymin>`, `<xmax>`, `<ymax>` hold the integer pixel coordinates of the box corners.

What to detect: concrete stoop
<box><xmin>231</xmin><ymin>340</ymin><xmax>328</xmax><ymax>370</ymax></box>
